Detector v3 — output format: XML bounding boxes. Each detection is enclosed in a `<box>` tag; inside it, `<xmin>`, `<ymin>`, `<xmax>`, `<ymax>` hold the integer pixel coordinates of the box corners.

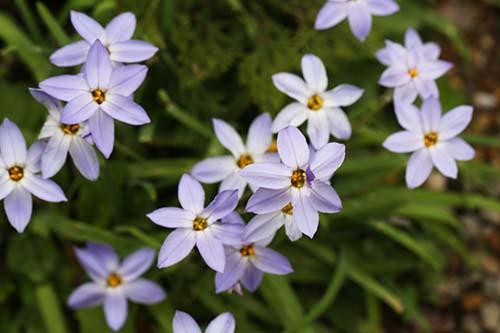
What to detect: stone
<box><xmin>481</xmin><ymin>302</ymin><xmax>500</xmax><ymax>330</ymax></box>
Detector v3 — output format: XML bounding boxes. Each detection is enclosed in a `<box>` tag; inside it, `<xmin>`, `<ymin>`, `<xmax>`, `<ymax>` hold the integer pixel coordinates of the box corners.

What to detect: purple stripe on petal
<box><xmin>85</xmin><ymin>40</ymin><xmax>113</xmax><ymax>90</ymax></box>
<box><xmin>212</xmin><ymin>119</ymin><xmax>246</xmax><ymax>158</ymax></box>
<box><xmin>74</xmin><ymin>247</ymin><xmax>109</xmax><ymax>281</ymax></box>
<box><xmin>382</xmin><ymin>131</ymin><xmax>423</xmax><ymax>153</ymax></box>
<box><xmin>272</xmin><ymin>73</ymin><xmax>311</xmax><ymax>105</ymax></box>
<box><xmin>301</xmin><ymin>54</ymin><xmax>328</xmax><ymax>93</ymax></box>
<box><xmin>246</xmin><ymin>113</ymin><xmax>273</xmax><ymax>155</ymax></box>
<box><xmin>25</xmin><ymin>141</ymin><xmax>47</xmax><ymax>173</ymax></box>
<box><xmin>326</xmin><ymin>108</ymin><xmax>352</xmax><ymax>140</ymax></box>
<box><xmin>244</xmin><ymin>212</ymin><xmax>282</xmax><ymax>244</ymax></box>
<box><xmin>348</xmin><ymin>2</ymin><xmax>372</xmax><ymax>42</ymax></box>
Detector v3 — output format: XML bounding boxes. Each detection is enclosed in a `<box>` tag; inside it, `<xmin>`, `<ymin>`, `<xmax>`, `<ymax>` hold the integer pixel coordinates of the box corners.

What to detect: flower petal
<box><xmin>50</xmin><ymin>40</ymin><xmax>90</xmax><ymax>67</ymax></box>
<box><xmin>69</xmin><ymin>137</ymin><xmax>100</xmax><ymax>181</ymax></box>
<box><xmin>272</xmin><ymin>73</ymin><xmax>311</xmax><ymax>104</ymax></box>
<box><xmin>393</xmin><ymin>82</ymin><xmax>419</xmax><ymax>105</ymax></box>
<box><xmin>70</xmin><ymin>10</ymin><xmax>105</xmax><ymax>43</ymax></box>
<box><xmin>419</xmin><ymin>60</ymin><xmax>453</xmax><ymax>80</ymax></box>
<box><xmin>326</xmin><ymin>108</ymin><xmax>352</xmax><ymax>140</ymax></box>
<box><xmin>244</xmin><ymin>212</ymin><xmax>283</xmax><ymax>244</ymax></box>
<box><xmin>74</xmin><ymin>246</ymin><xmax>109</xmax><ymax>280</ymax></box>
<box><xmin>414</xmin><ymin>78</ymin><xmax>438</xmax><ymax>99</ymax></box>
<box><xmin>4</xmin><ymin>187</ymin><xmax>32</xmax><ymax>233</ymax></box>
<box><xmin>348</xmin><ymin>2</ymin><xmax>372</xmax><ymax>41</ymax></box>
<box><xmin>29</xmin><ymin>88</ymin><xmax>62</xmax><ymax>120</ymax></box>
<box><xmin>271</xmin><ymin>102</ymin><xmax>309</xmax><ymax>133</ymax></box>
<box><xmin>68</xmin><ymin>282</ymin><xmax>105</xmax><ymax>308</ymax></box>
<box><xmin>383</xmin><ymin>131</ymin><xmax>423</xmax><ymax>153</ymax></box>
<box><xmin>430</xmin><ymin>145</ymin><xmax>458</xmax><ymax>179</ymax></box>
<box><xmin>246</xmin><ymin>187</ymin><xmax>291</xmax><ymax>214</ymax></box>
<box><xmin>210</xmin><ymin>222</ymin><xmax>244</xmax><ymax>246</ymax></box>
<box><xmin>292</xmin><ymin>189</ymin><xmax>319</xmax><ymax>238</ymax></box>
<box><xmin>41</xmin><ymin>132</ymin><xmax>71</xmax><ymax>178</ymax></box>
<box><xmin>173</xmin><ymin>311</ymin><xmax>201</xmax><ymax>333</ymax></box>
<box><xmin>421</xmin><ymin>97</ymin><xmax>442</xmax><ymax>133</ymax></box>
<box><xmin>60</xmin><ymin>93</ymin><xmax>97</xmax><ymax>124</ymax></box>
<box><xmin>301</xmin><ymin>54</ymin><xmax>328</xmax><ymax>93</ymax></box>
<box><xmin>87</xmin><ymin>243</ymin><xmax>119</xmax><ymax>271</ymax></box>
<box><xmin>442</xmin><ymin>137</ymin><xmax>475</xmax><ymax>161</ymax></box>
<box><xmin>314</xmin><ymin>2</ymin><xmax>348</xmax><ymax>30</ymax></box>
<box><xmin>105</xmin><ymin>12</ymin><xmax>136</xmax><ymax>44</ymax></box>
<box><xmin>107</xmin><ymin>64</ymin><xmax>147</xmax><ymax>96</ymax></box>
<box><xmin>0</xmin><ymin>119</ymin><xmax>27</xmax><ymax>166</ymax></box>
<box><xmin>307</xmin><ymin>111</ymin><xmax>330</xmax><ymax>150</ymax></box>
<box><xmin>379</xmin><ymin>66</ymin><xmax>410</xmax><ymax>87</ymax></box>
<box><xmin>191</xmin><ymin>156</ymin><xmax>236</xmax><ymax>183</ymax></box>
<box><xmin>109</xmin><ymin>40</ymin><xmax>159</xmax><ymax>63</ymax></box>
<box><xmin>215</xmin><ymin>251</ymin><xmax>246</xmax><ymax>293</ymax></box>
<box><xmin>240</xmin><ymin>264</ymin><xmax>264</xmax><ymax>292</ymax></box>
<box><xmin>247</xmin><ymin>113</ymin><xmax>273</xmax><ymax>155</ymax></box>
<box><xmin>157</xmin><ymin>228</ymin><xmax>196</xmax><ymax>268</ymax></box>
<box><xmin>322</xmin><ymin>84</ymin><xmax>364</xmax><ymax>108</ymax></box>
<box><xmin>252</xmin><ymin>247</ymin><xmax>293</xmax><ymax>275</ymax></box>
<box><xmin>366</xmin><ymin>0</ymin><xmax>400</xmax><ymax>16</ymax></box>
<box><xmin>203</xmin><ymin>189</ymin><xmax>238</xmax><ymax>222</ymax></box>
<box><xmin>39</xmin><ymin>75</ymin><xmax>89</xmax><ymax>102</ymax></box>
<box><xmin>404</xmin><ymin>28</ymin><xmax>422</xmax><ymax>49</ymax></box>
<box><xmin>0</xmin><ymin>171</ymin><xmax>14</xmax><ymax>200</ymax></box>
<box><xmin>125</xmin><ymin>279</ymin><xmax>165</xmax><ymax>304</ymax></box>
<box><xmin>26</xmin><ymin>141</ymin><xmax>46</xmax><ymax>173</ymax></box>
<box><xmin>405</xmin><ymin>149</ymin><xmax>433</xmax><ymax>189</ymax></box>
<box><xmin>21</xmin><ymin>173</ymin><xmax>67</xmax><ymax>202</ymax></box>
<box><xmin>423</xmin><ymin>43</ymin><xmax>441</xmax><ymax>60</ymax></box>
<box><xmin>212</xmin><ymin>119</ymin><xmax>246</xmax><ymax>158</ymax></box>
<box><xmin>206</xmin><ymin>313</ymin><xmax>236</xmax><ymax>333</ymax></box>
<box><xmin>178</xmin><ymin>174</ymin><xmax>205</xmax><ymax>214</ymax></box>
<box><xmin>104</xmin><ymin>291</ymin><xmax>128</xmax><ymax>331</ymax></box>
<box><xmin>88</xmin><ymin>110</ymin><xmax>115</xmax><ymax>158</ymax></box>
<box><xmin>219</xmin><ymin>172</ymin><xmax>247</xmax><ymax>199</ymax></box>
<box><xmin>310</xmin><ymin>142</ymin><xmax>345</xmax><ymax>181</ymax></box>
<box><xmin>101</xmin><ymin>94</ymin><xmax>151</xmax><ymax>125</ymax></box>
<box><xmin>438</xmin><ymin>105</ymin><xmax>473</xmax><ymax>140</ymax></box>
<box><xmin>310</xmin><ymin>181</ymin><xmax>342</xmax><ymax>213</ymax></box>
<box><xmin>277</xmin><ymin>126</ymin><xmax>310</xmax><ymax>169</ymax></box>
<box><xmin>147</xmin><ymin>207</ymin><xmax>194</xmax><ymax>229</ymax></box>
<box><xmin>394</xmin><ymin>103</ymin><xmax>423</xmax><ymax>134</ymax></box>
<box><xmin>196</xmin><ymin>229</ymin><xmax>226</xmax><ymax>272</ymax></box>
<box><xmin>239</xmin><ymin>163</ymin><xmax>291</xmax><ymax>189</ymax></box>
<box><xmin>85</xmin><ymin>40</ymin><xmax>113</xmax><ymax>90</ymax></box>
<box><xmin>119</xmin><ymin>248</ymin><xmax>155</xmax><ymax>281</ymax></box>
<box><xmin>284</xmin><ymin>216</ymin><xmax>303</xmax><ymax>241</ymax></box>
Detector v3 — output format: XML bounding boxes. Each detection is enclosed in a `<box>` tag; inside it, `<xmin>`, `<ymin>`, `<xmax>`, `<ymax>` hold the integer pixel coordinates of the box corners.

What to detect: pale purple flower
<box><xmin>215</xmin><ymin>215</ymin><xmax>293</xmax><ymax>293</ymax></box>
<box><xmin>40</xmin><ymin>40</ymin><xmax>150</xmax><ymax>158</ymax></box>
<box><xmin>315</xmin><ymin>0</ymin><xmax>400</xmax><ymax>41</ymax></box>
<box><xmin>30</xmin><ymin>89</ymin><xmax>99</xmax><ymax>181</ymax></box>
<box><xmin>240</xmin><ymin>126</ymin><xmax>345</xmax><ymax>238</ymax></box>
<box><xmin>50</xmin><ymin>11</ymin><xmax>158</xmax><ymax>67</ymax></box>
<box><xmin>191</xmin><ymin>114</ymin><xmax>278</xmax><ymax>198</ymax></box>
<box><xmin>376</xmin><ymin>28</ymin><xmax>441</xmax><ymax>66</ymax></box>
<box><xmin>68</xmin><ymin>243</ymin><xmax>166</xmax><ymax>332</ymax></box>
<box><xmin>244</xmin><ymin>204</ymin><xmax>302</xmax><ymax>242</ymax></box>
<box><xmin>173</xmin><ymin>311</ymin><xmax>235</xmax><ymax>333</ymax></box>
<box><xmin>147</xmin><ymin>174</ymin><xmax>243</xmax><ymax>272</ymax></box>
<box><xmin>272</xmin><ymin>54</ymin><xmax>364</xmax><ymax>149</ymax></box>
<box><xmin>378</xmin><ymin>43</ymin><xmax>452</xmax><ymax>105</ymax></box>
<box><xmin>383</xmin><ymin>98</ymin><xmax>475</xmax><ymax>189</ymax></box>
<box><xmin>0</xmin><ymin>119</ymin><xmax>67</xmax><ymax>233</ymax></box>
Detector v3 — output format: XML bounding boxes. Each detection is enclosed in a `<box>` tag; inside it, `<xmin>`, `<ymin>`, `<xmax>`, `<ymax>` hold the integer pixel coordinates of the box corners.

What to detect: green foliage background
<box><xmin>0</xmin><ymin>0</ymin><xmax>498</xmax><ymax>332</ymax></box>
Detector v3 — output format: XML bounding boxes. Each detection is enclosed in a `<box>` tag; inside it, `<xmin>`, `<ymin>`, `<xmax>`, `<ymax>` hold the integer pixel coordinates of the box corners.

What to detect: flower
<box><xmin>315</xmin><ymin>0</ymin><xmax>400</xmax><ymax>41</ymax></box>
<box><xmin>272</xmin><ymin>54</ymin><xmax>364</xmax><ymax>149</ymax></box>
<box><xmin>191</xmin><ymin>114</ymin><xmax>278</xmax><ymax>198</ymax></box>
<box><xmin>215</xmin><ymin>214</ymin><xmax>293</xmax><ymax>294</ymax></box>
<box><xmin>30</xmin><ymin>88</ymin><xmax>99</xmax><ymax>181</ymax></box>
<box><xmin>50</xmin><ymin>11</ymin><xmax>158</xmax><ymax>67</ymax></box>
<box><xmin>0</xmin><ymin>119</ymin><xmax>67</xmax><ymax>233</ymax></box>
<box><xmin>147</xmin><ymin>174</ymin><xmax>243</xmax><ymax>272</ymax></box>
<box><xmin>376</xmin><ymin>28</ymin><xmax>441</xmax><ymax>66</ymax></box>
<box><xmin>378</xmin><ymin>42</ymin><xmax>452</xmax><ymax>105</ymax></box>
<box><xmin>240</xmin><ymin>126</ymin><xmax>345</xmax><ymax>238</ymax></box>
<box><xmin>383</xmin><ymin>98</ymin><xmax>475</xmax><ymax>189</ymax></box>
<box><xmin>68</xmin><ymin>243</ymin><xmax>166</xmax><ymax>331</ymax></box>
<box><xmin>173</xmin><ymin>311</ymin><xmax>235</xmax><ymax>333</ymax></box>
<box><xmin>40</xmin><ymin>40</ymin><xmax>151</xmax><ymax>158</ymax></box>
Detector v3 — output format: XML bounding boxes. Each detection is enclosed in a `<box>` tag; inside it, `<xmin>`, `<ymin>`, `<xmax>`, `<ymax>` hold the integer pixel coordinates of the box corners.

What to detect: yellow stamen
<box><xmin>237</xmin><ymin>154</ymin><xmax>253</xmax><ymax>169</ymax></box>
<box><xmin>281</xmin><ymin>203</ymin><xmax>293</xmax><ymax>215</ymax></box>
<box><xmin>291</xmin><ymin>169</ymin><xmax>307</xmax><ymax>188</ymax></box>
<box><xmin>92</xmin><ymin>89</ymin><xmax>105</xmax><ymax>104</ymax></box>
<box><xmin>239</xmin><ymin>245</ymin><xmax>255</xmax><ymax>257</ymax></box>
<box><xmin>61</xmin><ymin>123</ymin><xmax>80</xmax><ymax>135</ymax></box>
<box><xmin>193</xmin><ymin>217</ymin><xmax>208</xmax><ymax>231</ymax></box>
<box><xmin>106</xmin><ymin>273</ymin><xmax>122</xmax><ymax>288</ymax></box>
<box><xmin>409</xmin><ymin>68</ymin><xmax>418</xmax><ymax>78</ymax></box>
<box><xmin>267</xmin><ymin>139</ymin><xmax>278</xmax><ymax>153</ymax></box>
<box><xmin>8</xmin><ymin>166</ymin><xmax>24</xmax><ymax>181</ymax></box>
<box><xmin>424</xmin><ymin>132</ymin><xmax>438</xmax><ymax>147</ymax></box>
<box><xmin>307</xmin><ymin>94</ymin><xmax>324</xmax><ymax>111</ymax></box>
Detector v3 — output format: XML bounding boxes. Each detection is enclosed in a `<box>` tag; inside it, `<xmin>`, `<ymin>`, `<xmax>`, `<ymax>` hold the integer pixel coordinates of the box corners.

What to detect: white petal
<box><xmin>4</xmin><ymin>186</ymin><xmax>32</xmax><ymax>233</ymax></box>
<box><xmin>394</xmin><ymin>103</ymin><xmax>423</xmax><ymax>134</ymax></box>
<box><xmin>191</xmin><ymin>156</ymin><xmax>236</xmax><ymax>183</ymax></box>
<box><xmin>348</xmin><ymin>2</ymin><xmax>372</xmax><ymax>42</ymax></box>
<box><xmin>322</xmin><ymin>84</ymin><xmax>364</xmax><ymax>108</ymax></box>
<box><xmin>103</xmin><ymin>291</ymin><xmax>128</xmax><ymax>331</ymax></box>
<box><xmin>383</xmin><ymin>131</ymin><xmax>423</xmax><ymax>153</ymax></box>
<box><xmin>212</xmin><ymin>119</ymin><xmax>246</xmax><ymax>158</ymax></box>
<box><xmin>438</xmin><ymin>106</ymin><xmax>473</xmax><ymax>140</ymax></box>
<box><xmin>307</xmin><ymin>111</ymin><xmax>330</xmax><ymax>150</ymax></box>
<box><xmin>326</xmin><ymin>108</ymin><xmax>352</xmax><ymax>140</ymax></box>
<box><xmin>69</xmin><ymin>137</ymin><xmax>100</xmax><ymax>181</ymax></box>
<box><xmin>157</xmin><ymin>228</ymin><xmax>196</xmax><ymax>268</ymax></box>
<box><xmin>21</xmin><ymin>173</ymin><xmax>67</xmax><ymax>202</ymax></box>
<box><xmin>196</xmin><ymin>228</ymin><xmax>225</xmax><ymax>272</ymax></box>
<box><xmin>0</xmin><ymin>119</ymin><xmax>27</xmax><ymax>166</ymax></box>
<box><xmin>246</xmin><ymin>113</ymin><xmax>273</xmax><ymax>155</ymax></box>
<box><xmin>301</xmin><ymin>54</ymin><xmax>328</xmax><ymax>93</ymax></box>
<box><xmin>271</xmin><ymin>103</ymin><xmax>309</xmax><ymax>133</ymax></box>
<box><xmin>430</xmin><ymin>145</ymin><xmax>458</xmax><ymax>179</ymax></box>
<box><xmin>394</xmin><ymin>82</ymin><xmax>419</xmax><ymax>105</ymax></box>
<box><xmin>206</xmin><ymin>313</ymin><xmax>236</xmax><ymax>333</ymax></box>
<box><xmin>442</xmin><ymin>137</ymin><xmax>475</xmax><ymax>161</ymax></box>
<box><xmin>272</xmin><ymin>73</ymin><xmax>311</xmax><ymax>104</ymax></box>
<box><xmin>315</xmin><ymin>2</ymin><xmax>348</xmax><ymax>30</ymax></box>
<box><xmin>421</xmin><ymin>97</ymin><xmax>442</xmax><ymax>133</ymax></box>
<box><xmin>277</xmin><ymin>126</ymin><xmax>310</xmax><ymax>169</ymax></box>
<box><xmin>310</xmin><ymin>142</ymin><xmax>346</xmax><ymax>181</ymax></box>
<box><xmin>173</xmin><ymin>311</ymin><xmax>201</xmax><ymax>333</ymax></box>
<box><xmin>41</xmin><ymin>132</ymin><xmax>71</xmax><ymax>178</ymax></box>
<box><xmin>178</xmin><ymin>174</ymin><xmax>205</xmax><ymax>214</ymax></box>
<box><xmin>405</xmin><ymin>149</ymin><xmax>433</xmax><ymax>189</ymax></box>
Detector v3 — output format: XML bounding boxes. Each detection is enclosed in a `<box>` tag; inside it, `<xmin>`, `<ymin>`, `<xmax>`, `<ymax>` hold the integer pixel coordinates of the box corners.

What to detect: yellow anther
<box><xmin>92</xmin><ymin>89</ymin><xmax>105</xmax><ymax>104</ymax></box>
<box><xmin>193</xmin><ymin>217</ymin><xmax>208</xmax><ymax>231</ymax></box>
<box><xmin>8</xmin><ymin>166</ymin><xmax>24</xmax><ymax>181</ymax></box>
<box><xmin>291</xmin><ymin>169</ymin><xmax>307</xmax><ymax>188</ymax></box>
<box><xmin>307</xmin><ymin>94</ymin><xmax>324</xmax><ymax>111</ymax></box>
<box><xmin>424</xmin><ymin>132</ymin><xmax>438</xmax><ymax>147</ymax></box>
<box><xmin>239</xmin><ymin>245</ymin><xmax>255</xmax><ymax>257</ymax></box>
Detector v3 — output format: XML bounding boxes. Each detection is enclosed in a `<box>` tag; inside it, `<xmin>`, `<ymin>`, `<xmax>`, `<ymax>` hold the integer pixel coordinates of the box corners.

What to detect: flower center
<box><xmin>281</xmin><ymin>203</ymin><xmax>293</xmax><ymax>215</ymax></box>
<box><xmin>291</xmin><ymin>169</ymin><xmax>307</xmax><ymax>188</ymax></box>
<box><xmin>424</xmin><ymin>132</ymin><xmax>438</xmax><ymax>147</ymax></box>
<box><xmin>267</xmin><ymin>139</ymin><xmax>278</xmax><ymax>153</ymax></box>
<box><xmin>106</xmin><ymin>273</ymin><xmax>122</xmax><ymax>288</ymax></box>
<box><xmin>408</xmin><ymin>68</ymin><xmax>418</xmax><ymax>78</ymax></box>
<box><xmin>239</xmin><ymin>244</ymin><xmax>255</xmax><ymax>257</ymax></box>
<box><xmin>8</xmin><ymin>166</ymin><xmax>24</xmax><ymax>181</ymax></box>
<box><xmin>307</xmin><ymin>94</ymin><xmax>324</xmax><ymax>111</ymax></box>
<box><xmin>60</xmin><ymin>123</ymin><xmax>80</xmax><ymax>135</ymax></box>
<box><xmin>92</xmin><ymin>89</ymin><xmax>105</xmax><ymax>104</ymax></box>
<box><xmin>192</xmin><ymin>216</ymin><xmax>208</xmax><ymax>231</ymax></box>
<box><xmin>237</xmin><ymin>154</ymin><xmax>253</xmax><ymax>169</ymax></box>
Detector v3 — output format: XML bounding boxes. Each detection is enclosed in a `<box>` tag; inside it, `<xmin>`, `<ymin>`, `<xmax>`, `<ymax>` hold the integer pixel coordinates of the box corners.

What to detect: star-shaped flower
<box><xmin>172</xmin><ymin>311</ymin><xmax>235</xmax><ymax>333</ymax></box>
<box><xmin>30</xmin><ymin>89</ymin><xmax>99</xmax><ymax>181</ymax></box>
<box><xmin>383</xmin><ymin>98</ymin><xmax>475</xmax><ymax>189</ymax></box>
<box><xmin>272</xmin><ymin>54</ymin><xmax>364</xmax><ymax>149</ymax></box>
<box><xmin>378</xmin><ymin>43</ymin><xmax>452</xmax><ymax>105</ymax></box>
<box><xmin>147</xmin><ymin>174</ymin><xmax>243</xmax><ymax>272</ymax></box>
<box><xmin>191</xmin><ymin>113</ymin><xmax>278</xmax><ymax>198</ymax></box>
<box><xmin>0</xmin><ymin>119</ymin><xmax>67</xmax><ymax>233</ymax></box>
<box><xmin>40</xmin><ymin>40</ymin><xmax>151</xmax><ymax>158</ymax></box>
<box><xmin>315</xmin><ymin>0</ymin><xmax>400</xmax><ymax>41</ymax></box>
<box><xmin>241</xmin><ymin>126</ymin><xmax>345</xmax><ymax>238</ymax></box>
<box><xmin>50</xmin><ymin>11</ymin><xmax>158</xmax><ymax>67</ymax></box>
<box><xmin>68</xmin><ymin>243</ymin><xmax>166</xmax><ymax>332</ymax></box>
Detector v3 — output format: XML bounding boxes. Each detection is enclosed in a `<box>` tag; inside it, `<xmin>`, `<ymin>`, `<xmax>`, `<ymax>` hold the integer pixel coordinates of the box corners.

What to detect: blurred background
<box><xmin>0</xmin><ymin>0</ymin><xmax>499</xmax><ymax>332</ymax></box>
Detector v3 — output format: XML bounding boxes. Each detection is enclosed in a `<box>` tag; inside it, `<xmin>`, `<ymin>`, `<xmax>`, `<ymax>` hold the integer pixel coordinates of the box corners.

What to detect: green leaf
<box><xmin>35</xmin><ymin>284</ymin><xmax>66</xmax><ymax>333</ymax></box>
<box><xmin>36</xmin><ymin>2</ymin><xmax>70</xmax><ymax>46</ymax></box>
